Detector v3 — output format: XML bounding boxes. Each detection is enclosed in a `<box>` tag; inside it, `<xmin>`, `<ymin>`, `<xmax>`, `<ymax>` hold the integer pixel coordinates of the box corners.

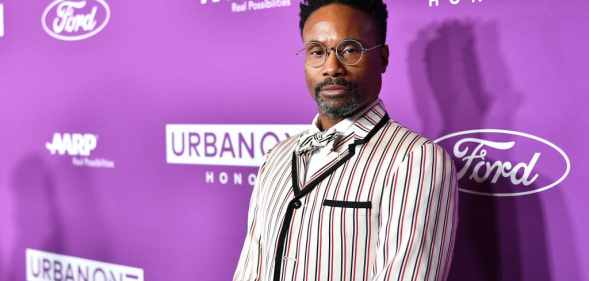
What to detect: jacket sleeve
<box><xmin>233</xmin><ymin>155</ymin><xmax>269</xmax><ymax>281</ymax></box>
<box><xmin>370</xmin><ymin>142</ymin><xmax>459</xmax><ymax>281</ymax></box>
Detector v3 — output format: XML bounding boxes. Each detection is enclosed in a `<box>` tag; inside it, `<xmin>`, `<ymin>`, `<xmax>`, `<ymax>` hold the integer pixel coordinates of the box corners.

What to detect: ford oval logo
<box><xmin>434</xmin><ymin>129</ymin><xmax>571</xmax><ymax>197</ymax></box>
<box><xmin>42</xmin><ymin>0</ymin><xmax>110</xmax><ymax>41</ymax></box>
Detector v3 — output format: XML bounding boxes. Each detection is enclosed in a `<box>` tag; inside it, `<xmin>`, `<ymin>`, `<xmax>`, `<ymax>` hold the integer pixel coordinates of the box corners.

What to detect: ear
<box><xmin>380</xmin><ymin>44</ymin><xmax>389</xmax><ymax>73</ymax></box>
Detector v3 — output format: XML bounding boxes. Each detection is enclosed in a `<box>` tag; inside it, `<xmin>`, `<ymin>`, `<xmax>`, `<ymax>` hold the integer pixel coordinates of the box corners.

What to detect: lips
<box><xmin>321</xmin><ymin>85</ymin><xmax>347</xmax><ymax>91</ymax></box>
<box><xmin>320</xmin><ymin>85</ymin><xmax>348</xmax><ymax>97</ymax></box>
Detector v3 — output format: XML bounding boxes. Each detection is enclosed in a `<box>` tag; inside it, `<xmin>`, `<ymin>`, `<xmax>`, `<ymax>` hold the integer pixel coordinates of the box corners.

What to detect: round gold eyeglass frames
<box><xmin>296</xmin><ymin>39</ymin><xmax>383</xmax><ymax>68</ymax></box>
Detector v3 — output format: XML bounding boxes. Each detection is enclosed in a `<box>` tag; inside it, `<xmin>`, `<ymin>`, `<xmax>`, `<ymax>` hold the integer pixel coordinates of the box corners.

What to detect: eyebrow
<box><xmin>304</xmin><ymin>36</ymin><xmax>363</xmax><ymax>45</ymax></box>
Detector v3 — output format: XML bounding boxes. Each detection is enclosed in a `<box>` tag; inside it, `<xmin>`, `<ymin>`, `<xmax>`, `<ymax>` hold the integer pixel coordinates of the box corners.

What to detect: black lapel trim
<box><xmin>273</xmin><ymin>113</ymin><xmax>389</xmax><ymax>281</ymax></box>
<box><xmin>291</xmin><ymin>151</ymin><xmax>301</xmax><ymax>197</ymax></box>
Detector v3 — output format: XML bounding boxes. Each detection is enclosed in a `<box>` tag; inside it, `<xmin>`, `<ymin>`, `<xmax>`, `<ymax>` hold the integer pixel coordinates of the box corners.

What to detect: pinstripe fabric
<box><xmin>233</xmin><ymin>100</ymin><xmax>459</xmax><ymax>281</ymax></box>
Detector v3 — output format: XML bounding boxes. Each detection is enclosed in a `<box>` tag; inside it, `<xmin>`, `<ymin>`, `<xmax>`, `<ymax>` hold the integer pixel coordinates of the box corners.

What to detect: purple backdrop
<box><xmin>0</xmin><ymin>0</ymin><xmax>587</xmax><ymax>280</ymax></box>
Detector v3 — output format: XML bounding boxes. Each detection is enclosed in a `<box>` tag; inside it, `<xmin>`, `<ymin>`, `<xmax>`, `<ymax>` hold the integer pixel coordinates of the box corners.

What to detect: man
<box><xmin>234</xmin><ymin>1</ymin><xmax>459</xmax><ymax>281</ymax></box>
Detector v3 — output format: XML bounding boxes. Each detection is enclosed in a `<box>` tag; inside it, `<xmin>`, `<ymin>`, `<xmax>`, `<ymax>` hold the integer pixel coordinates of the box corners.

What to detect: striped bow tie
<box><xmin>295</xmin><ymin>130</ymin><xmax>341</xmax><ymax>155</ymax></box>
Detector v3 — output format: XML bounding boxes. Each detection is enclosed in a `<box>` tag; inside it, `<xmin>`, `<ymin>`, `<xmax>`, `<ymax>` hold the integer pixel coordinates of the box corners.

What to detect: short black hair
<box><xmin>299</xmin><ymin>0</ymin><xmax>388</xmax><ymax>44</ymax></box>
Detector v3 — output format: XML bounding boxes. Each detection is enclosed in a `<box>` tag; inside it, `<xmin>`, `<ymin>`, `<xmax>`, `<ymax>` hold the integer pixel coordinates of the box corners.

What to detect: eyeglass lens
<box><xmin>304</xmin><ymin>40</ymin><xmax>364</xmax><ymax>67</ymax></box>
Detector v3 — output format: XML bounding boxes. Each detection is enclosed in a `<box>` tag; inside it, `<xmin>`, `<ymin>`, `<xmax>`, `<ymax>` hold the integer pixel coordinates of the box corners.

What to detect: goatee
<box><xmin>313</xmin><ymin>77</ymin><xmax>362</xmax><ymax>118</ymax></box>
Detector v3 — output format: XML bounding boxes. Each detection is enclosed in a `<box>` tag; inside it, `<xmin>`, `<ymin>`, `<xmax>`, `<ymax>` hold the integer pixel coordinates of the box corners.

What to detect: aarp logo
<box><xmin>45</xmin><ymin>132</ymin><xmax>114</xmax><ymax>168</ymax></box>
<box><xmin>46</xmin><ymin>132</ymin><xmax>97</xmax><ymax>156</ymax></box>
<box><xmin>42</xmin><ymin>0</ymin><xmax>110</xmax><ymax>41</ymax></box>
<box><xmin>434</xmin><ymin>129</ymin><xmax>571</xmax><ymax>197</ymax></box>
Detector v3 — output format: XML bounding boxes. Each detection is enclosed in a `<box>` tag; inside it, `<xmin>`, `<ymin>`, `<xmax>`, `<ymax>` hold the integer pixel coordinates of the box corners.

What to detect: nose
<box><xmin>322</xmin><ymin>48</ymin><xmax>346</xmax><ymax>78</ymax></box>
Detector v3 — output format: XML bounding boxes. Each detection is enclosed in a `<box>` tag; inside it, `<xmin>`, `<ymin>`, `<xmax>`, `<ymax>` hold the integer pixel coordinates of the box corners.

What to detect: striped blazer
<box><xmin>233</xmin><ymin>100</ymin><xmax>459</xmax><ymax>281</ymax></box>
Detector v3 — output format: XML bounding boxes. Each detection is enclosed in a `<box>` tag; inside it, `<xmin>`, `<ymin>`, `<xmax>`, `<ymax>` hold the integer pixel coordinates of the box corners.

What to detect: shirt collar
<box><xmin>310</xmin><ymin>112</ymin><xmax>354</xmax><ymax>135</ymax></box>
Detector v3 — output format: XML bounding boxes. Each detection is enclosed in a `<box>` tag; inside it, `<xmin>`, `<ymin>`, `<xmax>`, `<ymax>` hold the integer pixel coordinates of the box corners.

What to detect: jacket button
<box><xmin>292</xmin><ymin>200</ymin><xmax>302</xmax><ymax>209</ymax></box>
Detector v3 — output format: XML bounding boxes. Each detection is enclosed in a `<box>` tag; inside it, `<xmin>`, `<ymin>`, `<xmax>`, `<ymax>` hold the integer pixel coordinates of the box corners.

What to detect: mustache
<box><xmin>314</xmin><ymin>77</ymin><xmax>357</xmax><ymax>93</ymax></box>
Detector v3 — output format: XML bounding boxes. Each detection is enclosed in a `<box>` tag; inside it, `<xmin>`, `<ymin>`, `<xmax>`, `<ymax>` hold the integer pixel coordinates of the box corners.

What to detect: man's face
<box><xmin>302</xmin><ymin>3</ymin><xmax>389</xmax><ymax>118</ymax></box>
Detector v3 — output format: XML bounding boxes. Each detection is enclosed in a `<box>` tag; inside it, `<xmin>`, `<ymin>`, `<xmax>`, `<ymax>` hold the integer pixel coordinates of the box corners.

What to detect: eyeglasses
<box><xmin>296</xmin><ymin>39</ymin><xmax>383</xmax><ymax>68</ymax></box>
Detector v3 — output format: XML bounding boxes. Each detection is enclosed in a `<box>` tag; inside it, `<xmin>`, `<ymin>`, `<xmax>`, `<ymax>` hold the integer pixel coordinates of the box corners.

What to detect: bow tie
<box><xmin>295</xmin><ymin>130</ymin><xmax>341</xmax><ymax>155</ymax></box>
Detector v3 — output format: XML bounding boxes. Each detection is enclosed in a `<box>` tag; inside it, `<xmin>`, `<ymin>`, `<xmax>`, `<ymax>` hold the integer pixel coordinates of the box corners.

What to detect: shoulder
<box><xmin>375</xmin><ymin>122</ymin><xmax>457</xmax><ymax>187</ymax></box>
<box><xmin>379</xmin><ymin>120</ymin><xmax>451</xmax><ymax>163</ymax></box>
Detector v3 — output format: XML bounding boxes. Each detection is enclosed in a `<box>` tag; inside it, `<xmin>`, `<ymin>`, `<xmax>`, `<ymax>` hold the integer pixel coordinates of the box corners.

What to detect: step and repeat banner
<box><xmin>0</xmin><ymin>0</ymin><xmax>587</xmax><ymax>280</ymax></box>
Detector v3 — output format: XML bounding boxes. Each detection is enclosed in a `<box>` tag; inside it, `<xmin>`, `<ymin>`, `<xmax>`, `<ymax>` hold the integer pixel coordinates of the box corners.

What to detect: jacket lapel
<box><xmin>301</xmin><ymin>100</ymin><xmax>389</xmax><ymax>191</ymax></box>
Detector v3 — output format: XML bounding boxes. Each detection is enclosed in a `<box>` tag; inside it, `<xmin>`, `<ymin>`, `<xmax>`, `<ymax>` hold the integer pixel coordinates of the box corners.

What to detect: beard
<box><xmin>313</xmin><ymin>77</ymin><xmax>363</xmax><ymax>118</ymax></box>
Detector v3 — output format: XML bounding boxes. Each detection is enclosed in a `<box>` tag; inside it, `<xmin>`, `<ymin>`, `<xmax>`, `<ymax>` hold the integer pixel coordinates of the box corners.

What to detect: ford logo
<box><xmin>42</xmin><ymin>0</ymin><xmax>110</xmax><ymax>41</ymax></box>
<box><xmin>434</xmin><ymin>129</ymin><xmax>571</xmax><ymax>197</ymax></box>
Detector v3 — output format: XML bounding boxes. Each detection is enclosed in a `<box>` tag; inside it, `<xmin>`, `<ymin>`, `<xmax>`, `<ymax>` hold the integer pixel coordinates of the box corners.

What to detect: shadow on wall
<box><xmin>407</xmin><ymin>20</ymin><xmax>580</xmax><ymax>281</ymax></box>
<box><xmin>8</xmin><ymin>154</ymin><xmax>65</xmax><ymax>280</ymax></box>
<box><xmin>7</xmin><ymin>153</ymin><xmax>113</xmax><ymax>280</ymax></box>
